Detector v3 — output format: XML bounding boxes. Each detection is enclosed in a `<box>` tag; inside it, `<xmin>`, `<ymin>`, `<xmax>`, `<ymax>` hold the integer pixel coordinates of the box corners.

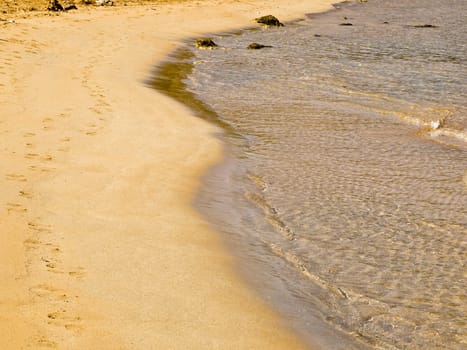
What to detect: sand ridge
<box><xmin>0</xmin><ymin>1</ymin><xmax>335</xmax><ymax>348</ymax></box>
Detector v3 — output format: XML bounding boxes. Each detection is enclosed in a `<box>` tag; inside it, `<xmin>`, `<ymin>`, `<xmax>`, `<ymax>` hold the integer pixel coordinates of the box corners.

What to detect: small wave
<box><xmin>407</xmin><ymin>111</ymin><xmax>467</xmax><ymax>146</ymax></box>
<box><xmin>268</xmin><ymin>243</ymin><xmax>349</xmax><ymax>299</ymax></box>
<box><xmin>428</xmin><ymin>127</ymin><xmax>467</xmax><ymax>144</ymax></box>
<box><xmin>245</xmin><ymin>191</ymin><xmax>296</xmax><ymax>241</ymax></box>
<box><xmin>336</xmin><ymin>86</ymin><xmax>467</xmax><ymax>146</ymax></box>
<box><xmin>400</xmin><ymin>109</ymin><xmax>449</xmax><ymax>130</ymax></box>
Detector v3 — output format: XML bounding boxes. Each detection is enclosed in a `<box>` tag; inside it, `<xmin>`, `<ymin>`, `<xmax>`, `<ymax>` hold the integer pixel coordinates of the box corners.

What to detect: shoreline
<box><xmin>0</xmin><ymin>1</ymin><xmax>335</xmax><ymax>348</ymax></box>
<box><xmin>149</xmin><ymin>23</ymin><xmax>362</xmax><ymax>350</ymax></box>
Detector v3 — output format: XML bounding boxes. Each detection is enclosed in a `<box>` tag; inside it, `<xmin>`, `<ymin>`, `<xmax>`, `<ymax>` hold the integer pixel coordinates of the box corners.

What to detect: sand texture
<box><xmin>0</xmin><ymin>1</ymin><xmax>334</xmax><ymax>348</ymax></box>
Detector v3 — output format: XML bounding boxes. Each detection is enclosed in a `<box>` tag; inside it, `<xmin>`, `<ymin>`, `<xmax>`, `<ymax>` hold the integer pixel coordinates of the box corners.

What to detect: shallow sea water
<box><xmin>153</xmin><ymin>0</ymin><xmax>466</xmax><ymax>348</ymax></box>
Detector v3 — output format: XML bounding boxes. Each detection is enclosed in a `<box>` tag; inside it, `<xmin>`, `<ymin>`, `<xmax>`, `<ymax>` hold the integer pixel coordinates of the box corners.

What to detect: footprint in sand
<box><xmin>29</xmin><ymin>284</ymin><xmax>69</xmax><ymax>302</ymax></box>
<box><xmin>47</xmin><ymin>309</ymin><xmax>83</xmax><ymax>331</ymax></box>
<box><xmin>35</xmin><ymin>336</ymin><xmax>58</xmax><ymax>348</ymax></box>
<box><xmin>24</xmin><ymin>238</ymin><xmax>61</xmax><ymax>253</ymax></box>
<box><xmin>45</xmin><ymin>264</ymin><xmax>64</xmax><ymax>275</ymax></box>
<box><xmin>68</xmin><ymin>267</ymin><xmax>86</xmax><ymax>278</ymax></box>
<box><xmin>25</xmin><ymin>152</ymin><xmax>39</xmax><ymax>159</ymax></box>
<box><xmin>41</xmin><ymin>118</ymin><xmax>55</xmax><ymax>131</ymax></box>
<box><xmin>97</xmin><ymin>99</ymin><xmax>110</xmax><ymax>108</ymax></box>
<box><xmin>6</xmin><ymin>202</ymin><xmax>27</xmax><ymax>213</ymax></box>
<box><xmin>88</xmin><ymin>106</ymin><xmax>103</xmax><ymax>115</ymax></box>
<box><xmin>64</xmin><ymin>323</ymin><xmax>83</xmax><ymax>331</ymax></box>
<box><xmin>28</xmin><ymin>165</ymin><xmax>55</xmax><ymax>173</ymax></box>
<box><xmin>19</xmin><ymin>190</ymin><xmax>33</xmax><ymax>199</ymax></box>
<box><xmin>58</xmin><ymin>137</ymin><xmax>71</xmax><ymax>152</ymax></box>
<box><xmin>41</xmin><ymin>154</ymin><xmax>53</xmax><ymax>161</ymax></box>
<box><xmin>28</xmin><ymin>221</ymin><xmax>52</xmax><ymax>233</ymax></box>
<box><xmin>24</xmin><ymin>238</ymin><xmax>42</xmax><ymax>251</ymax></box>
<box><xmin>41</xmin><ymin>257</ymin><xmax>61</xmax><ymax>272</ymax></box>
<box><xmin>50</xmin><ymin>246</ymin><xmax>61</xmax><ymax>254</ymax></box>
<box><xmin>5</xmin><ymin>173</ymin><xmax>27</xmax><ymax>182</ymax></box>
<box><xmin>47</xmin><ymin>310</ymin><xmax>65</xmax><ymax>320</ymax></box>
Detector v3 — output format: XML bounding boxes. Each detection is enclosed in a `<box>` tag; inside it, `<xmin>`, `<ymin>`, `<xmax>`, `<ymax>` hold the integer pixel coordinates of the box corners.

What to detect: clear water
<box><xmin>161</xmin><ymin>0</ymin><xmax>467</xmax><ymax>348</ymax></box>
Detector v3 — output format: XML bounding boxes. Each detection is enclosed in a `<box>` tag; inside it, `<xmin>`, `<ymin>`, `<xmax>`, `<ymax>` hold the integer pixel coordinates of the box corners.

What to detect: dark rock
<box><xmin>195</xmin><ymin>38</ymin><xmax>218</xmax><ymax>49</ymax></box>
<box><xmin>255</xmin><ymin>15</ymin><xmax>284</xmax><ymax>27</ymax></box>
<box><xmin>247</xmin><ymin>43</ymin><xmax>272</xmax><ymax>50</ymax></box>
<box><xmin>48</xmin><ymin>0</ymin><xmax>63</xmax><ymax>11</ymax></box>
<box><xmin>48</xmin><ymin>0</ymin><xmax>77</xmax><ymax>11</ymax></box>
<box><xmin>314</xmin><ymin>34</ymin><xmax>322</xmax><ymax>37</ymax></box>
<box><xmin>339</xmin><ymin>22</ymin><xmax>353</xmax><ymax>26</ymax></box>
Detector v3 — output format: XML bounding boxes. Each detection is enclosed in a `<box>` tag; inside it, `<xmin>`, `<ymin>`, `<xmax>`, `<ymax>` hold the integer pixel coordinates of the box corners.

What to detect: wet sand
<box><xmin>0</xmin><ymin>1</ymin><xmax>334</xmax><ymax>348</ymax></box>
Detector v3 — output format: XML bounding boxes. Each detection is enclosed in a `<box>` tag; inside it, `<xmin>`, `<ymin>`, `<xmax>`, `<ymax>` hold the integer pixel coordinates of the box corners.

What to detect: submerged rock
<box><xmin>195</xmin><ymin>38</ymin><xmax>218</xmax><ymax>49</ymax></box>
<box><xmin>255</xmin><ymin>15</ymin><xmax>284</xmax><ymax>27</ymax></box>
<box><xmin>339</xmin><ymin>22</ymin><xmax>353</xmax><ymax>26</ymax></box>
<box><xmin>412</xmin><ymin>24</ymin><xmax>438</xmax><ymax>28</ymax></box>
<box><xmin>247</xmin><ymin>43</ymin><xmax>272</xmax><ymax>50</ymax></box>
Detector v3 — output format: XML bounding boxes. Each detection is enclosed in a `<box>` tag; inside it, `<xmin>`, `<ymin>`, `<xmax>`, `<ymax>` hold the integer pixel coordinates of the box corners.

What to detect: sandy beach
<box><xmin>0</xmin><ymin>1</ymin><xmax>334</xmax><ymax>348</ymax></box>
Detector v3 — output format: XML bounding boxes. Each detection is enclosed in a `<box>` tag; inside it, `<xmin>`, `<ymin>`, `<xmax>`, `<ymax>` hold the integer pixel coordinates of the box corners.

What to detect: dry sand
<box><xmin>0</xmin><ymin>1</ymin><xmax>335</xmax><ymax>348</ymax></box>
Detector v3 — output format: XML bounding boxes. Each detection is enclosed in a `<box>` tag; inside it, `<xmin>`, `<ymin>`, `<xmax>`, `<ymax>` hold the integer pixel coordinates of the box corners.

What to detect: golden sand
<box><xmin>0</xmin><ymin>1</ymin><xmax>334</xmax><ymax>348</ymax></box>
